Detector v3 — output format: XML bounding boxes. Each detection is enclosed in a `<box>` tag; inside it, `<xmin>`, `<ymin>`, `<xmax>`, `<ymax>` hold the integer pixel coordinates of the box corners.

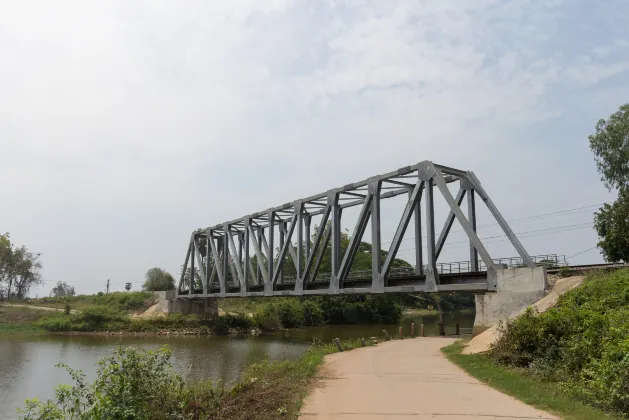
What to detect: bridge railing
<box><xmin>208</xmin><ymin>254</ymin><xmax>565</xmax><ymax>289</ymax></box>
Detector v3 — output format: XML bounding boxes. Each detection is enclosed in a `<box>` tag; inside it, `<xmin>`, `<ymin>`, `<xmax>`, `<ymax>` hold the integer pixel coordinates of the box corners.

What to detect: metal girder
<box><xmin>179</xmin><ymin>160</ymin><xmax>536</xmax><ymax>298</ymax></box>
<box><xmin>467</xmin><ymin>171</ymin><xmax>535</xmax><ymax>268</ymax></box>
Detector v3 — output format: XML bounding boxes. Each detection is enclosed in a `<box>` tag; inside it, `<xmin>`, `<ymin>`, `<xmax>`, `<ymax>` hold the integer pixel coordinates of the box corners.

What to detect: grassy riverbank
<box><xmin>0</xmin><ymin>305</ymin><xmax>47</xmax><ymax>334</ymax></box>
<box><xmin>443</xmin><ymin>342</ymin><xmax>621</xmax><ymax>420</ymax></box>
<box><xmin>1</xmin><ymin>294</ymin><xmax>408</xmax><ymax>335</ymax></box>
<box><xmin>444</xmin><ymin>268</ymin><xmax>629</xmax><ymax>419</ymax></box>
<box><xmin>19</xmin><ymin>337</ymin><xmax>376</xmax><ymax>419</ymax></box>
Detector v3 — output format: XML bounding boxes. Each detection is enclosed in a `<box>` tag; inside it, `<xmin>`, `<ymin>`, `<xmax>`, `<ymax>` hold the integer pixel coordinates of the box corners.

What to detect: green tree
<box><xmin>50</xmin><ymin>281</ymin><xmax>75</xmax><ymax>297</ymax></box>
<box><xmin>0</xmin><ymin>233</ymin><xmax>43</xmax><ymax>299</ymax></box>
<box><xmin>589</xmin><ymin>104</ymin><xmax>629</xmax><ymax>262</ymax></box>
<box><xmin>594</xmin><ymin>189</ymin><xmax>629</xmax><ymax>262</ymax></box>
<box><xmin>143</xmin><ymin>268</ymin><xmax>175</xmax><ymax>291</ymax></box>
<box><xmin>589</xmin><ymin>103</ymin><xmax>629</xmax><ymax>191</ymax></box>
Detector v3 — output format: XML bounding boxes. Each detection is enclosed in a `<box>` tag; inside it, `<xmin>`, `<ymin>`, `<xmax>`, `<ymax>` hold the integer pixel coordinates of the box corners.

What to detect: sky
<box><xmin>1</xmin><ymin>0</ymin><xmax>627</xmax><ymax>296</ymax></box>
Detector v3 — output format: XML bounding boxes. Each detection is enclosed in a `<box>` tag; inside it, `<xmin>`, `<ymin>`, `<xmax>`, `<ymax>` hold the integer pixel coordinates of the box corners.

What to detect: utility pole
<box><xmin>106</xmin><ymin>279</ymin><xmax>110</xmax><ymax>294</ymax></box>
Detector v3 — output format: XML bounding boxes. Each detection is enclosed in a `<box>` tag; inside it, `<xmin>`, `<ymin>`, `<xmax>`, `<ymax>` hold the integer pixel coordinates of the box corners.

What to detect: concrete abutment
<box><xmin>156</xmin><ymin>291</ymin><xmax>219</xmax><ymax>320</ymax></box>
<box><xmin>473</xmin><ymin>266</ymin><xmax>548</xmax><ymax>335</ymax></box>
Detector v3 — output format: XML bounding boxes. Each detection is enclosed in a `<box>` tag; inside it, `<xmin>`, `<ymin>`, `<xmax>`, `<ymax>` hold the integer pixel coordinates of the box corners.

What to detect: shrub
<box><xmin>213</xmin><ymin>313</ymin><xmax>254</xmax><ymax>334</ymax></box>
<box><xmin>19</xmin><ymin>347</ymin><xmax>187</xmax><ymax>420</ymax></box>
<box><xmin>489</xmin><ymin>269</ymin><xmax>629</xmax><ymax>416</ymax></box>
<box><xmin>253</xmin><ymin>307</ymin><xmax>282</xmax><ymax>331</ymax></box>
<box><xmin>37</xmin><ymin>315</ymin><xmax>73</xmax><ymax>332</ymax></box>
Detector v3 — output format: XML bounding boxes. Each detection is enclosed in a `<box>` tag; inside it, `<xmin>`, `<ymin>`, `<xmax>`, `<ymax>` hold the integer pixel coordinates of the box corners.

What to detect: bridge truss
<box><xmin>177</xmin><ymin>161</ymin><xmax>534</xmax><ymax>298</ymax></box>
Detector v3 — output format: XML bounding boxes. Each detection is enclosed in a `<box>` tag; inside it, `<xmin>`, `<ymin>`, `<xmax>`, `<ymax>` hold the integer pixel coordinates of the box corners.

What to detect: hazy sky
<box><xmin>1</xmin><ymin>0</ymin><xmax>627</xmax><ymax>296</ymax></box>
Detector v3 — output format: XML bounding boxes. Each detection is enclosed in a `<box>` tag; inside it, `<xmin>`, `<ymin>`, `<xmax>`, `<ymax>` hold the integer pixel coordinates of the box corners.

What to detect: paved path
<box><xmin>0</xmin><ymin>303</ymin><xmax>78</xmax><ymax>314</ymax></box>
<box><xmin>300</xmin><ymin>338</ymin><xmax>556</xmax><ymax>420</ymax></box>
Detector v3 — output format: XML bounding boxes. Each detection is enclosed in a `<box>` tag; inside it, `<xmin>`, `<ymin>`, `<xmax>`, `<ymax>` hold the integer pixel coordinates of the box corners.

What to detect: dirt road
<box><xmin>300</xmin><ymin>338</ymin><xmax>556</xmax><ymax>420</ymax></box>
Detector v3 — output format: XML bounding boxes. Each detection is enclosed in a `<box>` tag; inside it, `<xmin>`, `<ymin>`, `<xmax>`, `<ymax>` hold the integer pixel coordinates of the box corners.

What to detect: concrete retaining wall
<box><xmin>156</xmin><ymin>291</ymin><xmax>219</xmax><ymax>320</ymax></box>
<box><xmin>473</xmin><ymin>266</ymin><xmax>547</xmax><ymax>335</ymax></box>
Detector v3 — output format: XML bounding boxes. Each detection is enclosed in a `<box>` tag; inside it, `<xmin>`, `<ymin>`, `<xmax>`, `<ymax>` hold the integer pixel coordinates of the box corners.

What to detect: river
<box><xmin>0</xmin><ymin>312</ymin><xmax>473</xmax><ymax>419</ymax></box>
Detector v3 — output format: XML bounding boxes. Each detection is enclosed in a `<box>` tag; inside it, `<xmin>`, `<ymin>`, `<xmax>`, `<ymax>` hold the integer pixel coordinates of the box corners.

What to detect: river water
<box><xmin>0</xmin><ymin>312</ymin><xmax>473</xmax><ymax>419</ymax></box>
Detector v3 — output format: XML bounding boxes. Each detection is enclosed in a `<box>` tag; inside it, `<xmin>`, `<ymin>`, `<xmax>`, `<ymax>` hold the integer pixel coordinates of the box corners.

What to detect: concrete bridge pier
<box><xmin>473</xmin><ymin>266</ymin><xmax>548</xmax><ymax>336</ymax></box>
<box><xmin>157</xmin><ymin>291</ymin><xmax>219</xmax><ymax>320</ymax></box>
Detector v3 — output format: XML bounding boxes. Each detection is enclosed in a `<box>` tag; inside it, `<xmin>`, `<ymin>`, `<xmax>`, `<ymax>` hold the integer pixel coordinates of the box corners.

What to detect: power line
<box><xmin>567</xmin><ymin>246</ymin><xmax>599</xmax><ymax>259</ymax></box>
<box><xmin>395</xmin><ymin>222</ymin><xmax>595</xmax><ymax>255</ymax></box>
<box><xmin>380</xmin><ymin>202</ymin><xmax>606</xmax><ymax>246</ymax></box>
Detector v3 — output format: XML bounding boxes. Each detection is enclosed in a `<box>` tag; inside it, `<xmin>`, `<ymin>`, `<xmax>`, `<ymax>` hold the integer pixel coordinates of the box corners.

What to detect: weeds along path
<box><xmin>300</xmin><ymin>338</ymin><xmax>557</xmax><ymax>420</ymax></box>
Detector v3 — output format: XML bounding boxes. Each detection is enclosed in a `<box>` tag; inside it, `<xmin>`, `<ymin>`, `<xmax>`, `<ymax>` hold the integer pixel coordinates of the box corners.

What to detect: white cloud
<box><xmin>0</xmin><ymin>0</ymin><xmax>626</xmax><ymax>294</ymax></box>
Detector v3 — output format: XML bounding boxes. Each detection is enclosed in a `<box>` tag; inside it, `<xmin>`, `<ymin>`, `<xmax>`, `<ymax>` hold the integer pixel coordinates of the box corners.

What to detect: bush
<box><xmin>214</xmin><ymin>313</ymin><xmax>254</xmax><ymax>334</ymax></box>
<box><xmin>19</xmin><ymin>347</ymin><xmax>187</xmax><ymax>419</ymax></box>
<box><xmin>489</xmin><ymin>269</ymin><xmax>629</xmax><ymax>416</ymax></box>
<box><xmin>253</xmin><ymin>307</ymin><xmax>282</xmax><ymax>331</ymax></box>
<box><xmin>37</xmin><ymin>315</ymin><xmax>73</xmax><ymax>332</ymax></box>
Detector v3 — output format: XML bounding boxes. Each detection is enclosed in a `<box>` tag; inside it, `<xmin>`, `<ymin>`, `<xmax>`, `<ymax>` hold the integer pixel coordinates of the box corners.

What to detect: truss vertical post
<box><xmin>256</xmin><ymin>228</ymin><xmax>262</xmax><ymax>285</ymax></box>
<box><xmin>296</xmin><ymin>202</ymin><xmax>303</xmax><ymax>282</ymax></box>
<box><xmin>244</xmin><ymin>226</ymin><xmax>250</xmax><ymax>291</ymax></box>
<box><xmin>412</xmin><ymin>190</ymin><xmax>423</xmax><ymax>275</ymax></box>
<box><xmin>194</xmin><ymin>237</ymin><xmax>207</xmax><ymax>296</ymax></box>
<box><xmin>329</xmin><ymin>190</ymin><xmax>341</xmax><ymax>293</ymax></box>
<box><xmin>238</xmin><ymin>232</ymin><xmax>243</xmax><ymax>267</ymax></box>
<box><xmin>467</xmin><ymin>186</ymin><xmax>479</xmax><ymax>271</ymax></box>
<box><xmin>279</xmin><ymin>221</ymin><xmax>285</xmax><ymax>285</ymax></box>
<box><xmin>266</xmin><ymin>210</ymin><xmax>275</xmax><ymax>295</ymax></box>
<box><xmin>221</xmin><ymin>235</ymin><xmax>228</xmax><ymax>297</ymax></box>
<box><xmin>189</xmin><ymin>236</ymin><xmax>195</xmax><ymax>297</ymax></box>
<box><xmin>204</xmin><ymin>233</ymin><xmax>210</xmax><ymax>296</ymax></box>
<box><xmin>369</xmin><ymin>179</ymin><xmax>382</xmax><ymax>292</ymax></box>
<box><xmin>424</xmin><ymin>179</ymin><xmax>439</xmax><ymax>292</ymax></box>
<box><xmin>305</xmin><ymin>214</ymin><xmax>311</xmax><ymax>261</ymax></box>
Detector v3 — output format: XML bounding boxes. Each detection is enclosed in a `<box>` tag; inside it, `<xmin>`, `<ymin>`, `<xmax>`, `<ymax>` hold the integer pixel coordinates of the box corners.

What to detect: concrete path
<box><xmin>300</xmin><ymin>338</ymin><xmax>557</xmax><ymax>420</ymax></box>
<box><xmin>0</xmin><ymin>303</ymin><xmax>78</xmax><ymax>314</ymax></box>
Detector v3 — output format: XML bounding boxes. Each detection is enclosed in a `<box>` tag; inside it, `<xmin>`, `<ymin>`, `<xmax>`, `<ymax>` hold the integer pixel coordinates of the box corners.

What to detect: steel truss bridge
<box><xmin>177</xmin><ymin>161</ymin><xmax>538</xmax><ymax>298</ymax></box>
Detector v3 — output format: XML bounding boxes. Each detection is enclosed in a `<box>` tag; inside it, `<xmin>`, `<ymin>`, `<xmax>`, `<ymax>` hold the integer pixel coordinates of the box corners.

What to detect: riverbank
<box><xmin>16</xmin><ymin>335</ymin><xmax>375</xmax><ymax>419</ymax></box>
<box><xmin>444</xmin><ymin>268</ymin><xmax>629</xmax><ymax>419</ymax></box>
<box><xmin>443</xmin><ymin>342</ymin><xmax>621</xmax><ymax>420</ymax></box>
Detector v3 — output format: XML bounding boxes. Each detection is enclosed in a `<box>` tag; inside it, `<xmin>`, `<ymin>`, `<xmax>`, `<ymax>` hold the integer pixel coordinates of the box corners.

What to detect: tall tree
<box><xmin>589</xmin><ymin>103</ymin><xmax>629</xmax><ymax>192</ymax></box>
<box><xmin>51</xmin><ymin>281</ymin><xmax>75</xmax><ymax>297</ymax></box>
<box><xmin>589</xmin><ymin>104</ymin><xmax>629</xmax><ymax>262</ymax></box>
<box><xmin>143</xmin><ymin>268</ymin><xmax>175</xmax><ymax>291</ymax></box>
<box><xmin>594</xmin><ymin>189</ymin><xmax>629</xmax><ymax>262</ymax></box>
<box><xmin>0</xmin><ymin>234</ymin><xmax>43</xmax><ymax>299</ymax></box>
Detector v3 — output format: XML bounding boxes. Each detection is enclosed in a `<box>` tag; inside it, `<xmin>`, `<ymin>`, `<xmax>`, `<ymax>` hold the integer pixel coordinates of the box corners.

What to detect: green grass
<box><xmin>213</xmin><ymin>337</ymin><xmax>374</xmax><ymax>419</ymax></box>
<box><xmin>0</xmin><ymin>305</ymin><xmax>53</xmax><ymax>334</ymax></box>
<box><xmin>442</xmin><ymin>342</ymin><xmax>624</xmax><ymax>420</ymax></box>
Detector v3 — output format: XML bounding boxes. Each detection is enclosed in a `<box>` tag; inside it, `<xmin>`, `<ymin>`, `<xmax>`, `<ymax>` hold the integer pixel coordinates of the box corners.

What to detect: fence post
<box><xmin>410</xmin><ymin>322</ymin><xmax>415</xmax><ymax>337</ymax></box>
<box><xmin>383</xmin><ymin>329</ymin><xmax>391</xmax><ymax>340</ymax></box>
<box><xmin>334</xmin><ymin>338</ymin><xmax>344</xmax><ymax>352</ymax></box>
